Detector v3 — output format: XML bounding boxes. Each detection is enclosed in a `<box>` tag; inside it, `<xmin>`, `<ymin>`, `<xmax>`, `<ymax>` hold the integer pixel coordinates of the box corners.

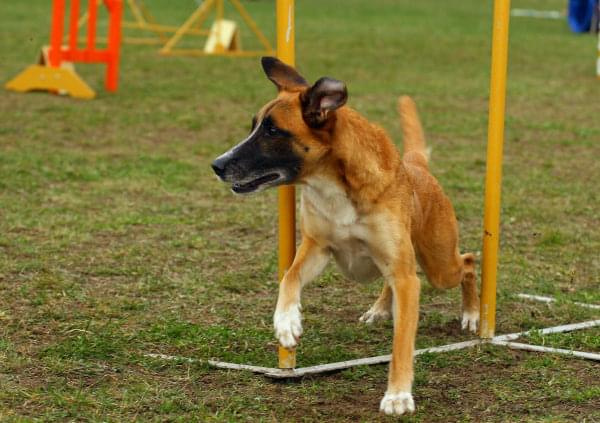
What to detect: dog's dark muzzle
<box><xmin>211</xmin><ymin>128</ymin><xmax>301</xmax><ymax>194</ymax></box>
<box><xmin>211</xmin><ymin>154</ymin><xmax>230</xmax><ymax>180</ymax></box>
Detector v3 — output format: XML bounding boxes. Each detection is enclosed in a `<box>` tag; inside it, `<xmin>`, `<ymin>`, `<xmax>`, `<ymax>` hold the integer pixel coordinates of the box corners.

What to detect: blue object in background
<box><xmin>568</xmin><ymin>0</ymin><xmax>598</xmax><ymax>32</ymax></box>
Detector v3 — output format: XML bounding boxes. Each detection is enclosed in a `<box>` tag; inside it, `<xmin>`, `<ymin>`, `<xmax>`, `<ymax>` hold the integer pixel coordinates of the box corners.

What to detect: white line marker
<box><xmin>510</xmin><ymin>9</ymin><xmax>563</xmax><ymax>19</ymax></box>
<box><xmin>145</xmin><ymin>352</ymin><xmax>195</xmax><ymax>363</ymax></box>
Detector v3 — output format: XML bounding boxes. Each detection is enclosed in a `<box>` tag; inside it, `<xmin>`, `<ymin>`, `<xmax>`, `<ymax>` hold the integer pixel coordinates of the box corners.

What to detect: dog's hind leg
<box><xmin>416</xmin><ymin>235</ymin><xmax>480</xmax><ymax>332</ymax></box>
<box><xmin>363</xmin><ymin>249</ymin><xmax>479</xmax><ymax>330</ymax></box>
<box><xmin>411</xmin><ymin>190</ymin><xmax>480</xmax><ymax>332</ymax></box>
<box><xmin>458</xmin><ymin>253</ymin><xmax>478</xmax><ymax>331</ymax></box>
<box><xmin>359</xmin><ymin>282</ymin><xmax>392</xmax><ymax>324</ymax></box>
<box><xmin>273</xmin><ymin>235</ymin><xmax>329</xmax><ymax>349</ymax></box>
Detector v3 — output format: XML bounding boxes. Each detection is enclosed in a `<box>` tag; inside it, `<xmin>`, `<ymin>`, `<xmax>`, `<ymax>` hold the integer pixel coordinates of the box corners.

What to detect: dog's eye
<box><xmin>263</xmin><ymin>119</ymin><xmax>279</xmax><ymax>137</ymax></box>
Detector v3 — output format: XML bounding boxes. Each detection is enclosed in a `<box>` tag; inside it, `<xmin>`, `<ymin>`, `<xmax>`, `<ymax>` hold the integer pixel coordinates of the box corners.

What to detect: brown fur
<box><xmin>272</xmin><ymin>94</ymin><xmax>478</xmax><ymax>414</ymax></box>
<box><xmin>231</xmin><ymin>60</ymin><xmax>479</xmax><ymax>416</ymax></box>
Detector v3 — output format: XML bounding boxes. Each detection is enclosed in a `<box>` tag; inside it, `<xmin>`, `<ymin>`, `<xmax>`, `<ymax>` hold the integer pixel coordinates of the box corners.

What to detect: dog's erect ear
<box><xmin>300</xmin><ymin>77</ymin><xmax>347</xmax><ymax>128</ymax></box>
<box><xmin>261</xmin><ymin>56</ymin><xmax>308</xmax><ymax>92</ymax></box>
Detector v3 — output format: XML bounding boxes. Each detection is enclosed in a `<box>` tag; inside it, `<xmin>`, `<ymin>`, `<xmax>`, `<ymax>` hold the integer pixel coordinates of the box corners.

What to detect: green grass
<box><xmin>1</xmin><ymin>0</ymin><xmax>600</xmax><ymax>421</ymax></box>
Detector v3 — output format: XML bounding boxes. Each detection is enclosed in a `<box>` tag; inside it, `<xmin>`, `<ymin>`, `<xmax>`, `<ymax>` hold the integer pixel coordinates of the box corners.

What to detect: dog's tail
<box><xmin>398</xmin><ymin>96</ymin><xmax>430</xmax><ymax>167</ymax></box>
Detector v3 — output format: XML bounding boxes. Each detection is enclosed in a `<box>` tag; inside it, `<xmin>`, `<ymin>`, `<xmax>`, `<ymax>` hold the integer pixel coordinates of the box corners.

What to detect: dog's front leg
<box><xmin>274</xmin><ymin>235</ymin><xmax>329</xmax><ymax>349</ymax></box>
<box><xmin>378</xmin><ymin>241</ymin><xmax>420</xmax><ymax>416</ymax></box>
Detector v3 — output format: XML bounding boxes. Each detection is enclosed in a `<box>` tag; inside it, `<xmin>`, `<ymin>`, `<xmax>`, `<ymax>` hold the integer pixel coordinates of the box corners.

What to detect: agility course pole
<box><xmin>276</xmin><ymin>0</ymin><xmax>297</xmax><ymax>370</ymax></box>
<box><xmin>480</xmin><ymin>0</ymin><xmax>511</xmax><ymax>339</ymax></box>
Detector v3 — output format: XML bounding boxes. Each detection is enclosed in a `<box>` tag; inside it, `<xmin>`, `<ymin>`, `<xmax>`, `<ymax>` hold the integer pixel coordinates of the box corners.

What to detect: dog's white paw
<box><xmin>379</xmin><ymin>391</ymin><xmax>415</xmax><ymax>416</ymax></box>
<box><xmin>274</xmin><ymin>304</ymin><xmax>302</xmax><ymax>349</ymax></box>
<box><xmin>461</xmin><ymin>309</ymin><xmax>479</xmax><ymax>333</ymax></box>
<box><xmin>359</xmin><ymin>305</ymin><xmax>391</xmax><ymax>324</ymax></box>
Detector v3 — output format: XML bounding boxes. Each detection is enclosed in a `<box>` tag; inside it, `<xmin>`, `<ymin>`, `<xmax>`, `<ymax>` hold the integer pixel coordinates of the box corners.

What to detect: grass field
<box><xmin>1</xmin><ymin>0</ymin><xmax>600</xmax><ymax>421</ymax></box>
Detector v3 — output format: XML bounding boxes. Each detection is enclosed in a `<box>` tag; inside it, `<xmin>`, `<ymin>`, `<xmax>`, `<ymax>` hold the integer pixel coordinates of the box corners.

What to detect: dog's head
<box><xmin>211</xmin><ymin>57</ymin><xmax>347</xmax><ymax>194</ymax></box>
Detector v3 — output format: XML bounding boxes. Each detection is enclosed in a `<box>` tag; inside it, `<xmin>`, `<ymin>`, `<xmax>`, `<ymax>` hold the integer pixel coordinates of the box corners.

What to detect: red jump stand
<box><xmin>5</xmin><ymin>0</ymin><xmax>123</xmax><ymax>99</ymax></box>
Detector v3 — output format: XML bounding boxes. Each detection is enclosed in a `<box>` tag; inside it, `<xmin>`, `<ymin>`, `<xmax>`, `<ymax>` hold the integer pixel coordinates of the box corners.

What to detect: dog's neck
<box><xmin>327</xmin><ymin>107</ymin><xmax>404</xmax><ymax>205</ymax></box>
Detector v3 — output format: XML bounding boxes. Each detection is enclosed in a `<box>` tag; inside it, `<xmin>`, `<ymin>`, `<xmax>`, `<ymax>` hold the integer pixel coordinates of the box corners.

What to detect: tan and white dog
<box><xmin>212</xmin><ymin>57</ymin><xmax>479</xmax><ymax>416</ymax></box>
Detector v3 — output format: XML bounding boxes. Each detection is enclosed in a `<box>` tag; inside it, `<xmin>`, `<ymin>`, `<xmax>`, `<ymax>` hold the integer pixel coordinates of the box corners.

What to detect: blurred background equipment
<box><xmin>157</xmin><ymin>0</ymin><xmax>274</xmax><ymax>57</ymax></box>
<box><xmin>568</xmin><ymin>0</ymin><xmax>599</xmax><ymax>33</ymax></box>
<box><xmin>5</xmin><ymin>0</ymin><xmax>123</xmax><ymax>99</ymax></box>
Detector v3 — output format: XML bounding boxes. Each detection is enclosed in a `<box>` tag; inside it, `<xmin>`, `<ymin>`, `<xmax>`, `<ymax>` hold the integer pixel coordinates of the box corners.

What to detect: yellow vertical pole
<box><xmin>216</xmin><ymin>0</ymin><xmax>224</xmax><ymax>52</ymax></box>
<box><xmin>276</xmin><ymin>0</ymin><xmax>297</xmax><ymax>369</ymax></box>
<box><xmin>216</xmin><ymin>0</ymin><xmax>224</xmax><ymax>21</ymax></box>
<box><xmin>480</xmin><ymin>0</ymin><xmax>511</xmax><ymax>339</ymax></box>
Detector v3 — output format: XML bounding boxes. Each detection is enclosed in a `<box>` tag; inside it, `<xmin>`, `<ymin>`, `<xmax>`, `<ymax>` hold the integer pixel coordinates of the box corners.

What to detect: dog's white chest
<box><xmin>301</xmin><ymin>175</ymin><xmax>364</xmax><ymax>240</ymax></box>
<box><xmin>302</xmin><ymin>176</ymin><xmax>358</xmax><ymax>227</ymax></box>
<box><xmin>301</xmin><ymin>176</ymin><xmax>380</xmax><ymax>281</ymax></box>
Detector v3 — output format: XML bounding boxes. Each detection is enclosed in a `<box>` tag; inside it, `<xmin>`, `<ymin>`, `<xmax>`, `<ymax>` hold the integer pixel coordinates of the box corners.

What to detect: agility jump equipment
<box><xmin>121</xmin><ymin>0</ymin><xmax>207</xmax><ymax>46</ymax></box>
<box><xmin>158</xmin><ymin>0</ymin><xmax>275</xmax><ymax>57</ymax></box>
<box><xmin>75</xmin><ymin>0</ymin><xmax>274</xmax><ymax>56</ymax></box>
<box><xmin>276</xmin><ymin>0</ymin><xmax>509</xmax><ymax>366</ymax></box>
<box><xmin>71</xmin><ymin>0</ymin><xmax>197</xmax><ymax>46</ymax></box>
<box><xmin>5</xmin><ymin>0</ymin><xmax>123</xmax><ymax>100</ymax></box>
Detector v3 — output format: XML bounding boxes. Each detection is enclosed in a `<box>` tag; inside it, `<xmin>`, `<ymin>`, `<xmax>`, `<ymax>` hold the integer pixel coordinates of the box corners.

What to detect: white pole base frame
<box><xmin>145</xmin><ymin>294</ymin><xmax>600</xmax><ymax>376</ymax></box>
<box><xmin>517</xmin><ymin>293</ymin><xmax>600</xmax><ymax>310</ymax></box>
<box><xmin>211</xmin><ymin>339</ymin><xmax>482</xmax><ymax>378</ymax></box>
<box><xmin>490</xmin><ymin>341</ymin><xmax>600</xmax><ymax>361</ymax></box>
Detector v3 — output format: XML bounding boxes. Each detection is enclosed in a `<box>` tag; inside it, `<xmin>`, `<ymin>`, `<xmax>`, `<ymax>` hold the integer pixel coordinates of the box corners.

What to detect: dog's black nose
<box><xmin>211</xmin><ymin>156</ymin><xmax>227</xmax><ymax>178</ymax></box>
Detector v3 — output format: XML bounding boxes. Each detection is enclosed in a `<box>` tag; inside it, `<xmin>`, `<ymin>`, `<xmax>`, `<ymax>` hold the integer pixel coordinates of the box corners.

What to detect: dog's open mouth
<box><xmin>232</xmin><ymin>172</ymin><xmax>281</xmax><ymax>194</ymax></box>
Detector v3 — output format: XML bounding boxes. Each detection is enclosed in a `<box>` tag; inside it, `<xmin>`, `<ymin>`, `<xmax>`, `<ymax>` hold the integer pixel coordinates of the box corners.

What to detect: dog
<box><xmin>211</xmin><ymin>57</ymin><xmax>479</xmax><ymax>416</ymax></box>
